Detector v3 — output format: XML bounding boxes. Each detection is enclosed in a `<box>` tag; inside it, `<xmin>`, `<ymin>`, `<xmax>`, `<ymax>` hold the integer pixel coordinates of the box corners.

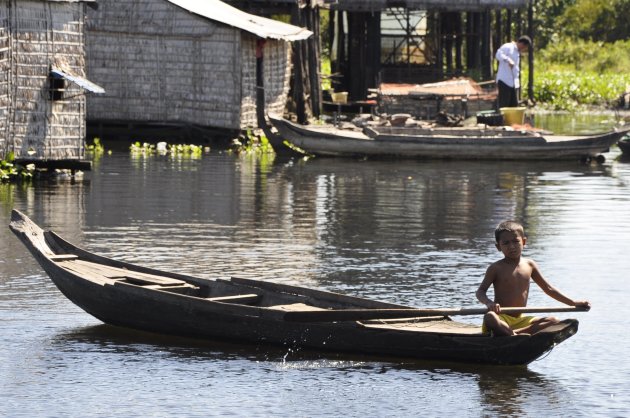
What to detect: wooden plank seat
<box><xmin>141</xmin><ymin>284</ymin><xmax>199</xmax><ymax>295</ymax></box>
<box><xmin>57</xmin><ymin>258</ymin><xmax>189</xmax><ymax>287</ymax></box>
<box><xmin>49</xmin><ymin>254</ymin><xmax>79</xmax><ymax>261</ymax></box>
<box><xmin>268</xmin><ymin>303</ymin><xmax>325</xmax><ymax>311</ymax></box>
<box><xmin>358</xmin><ymin>319</ymin><xmax>484</xmax><ymax>335</ymax></box>
<box><xmin>205</xmin><ymin>294</ymin><xmax>260</xmax><ymax>305</ymax></box>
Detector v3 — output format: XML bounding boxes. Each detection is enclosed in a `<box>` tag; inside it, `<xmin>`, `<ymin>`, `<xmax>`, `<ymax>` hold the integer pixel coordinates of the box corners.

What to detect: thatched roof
<box><xmin>168</xmin><ymin>0</ymin><xmax>312</xmax><ymax>41</ymax></box>
<box><xmin>325</xmin><ymin>0</ymin><xmax>528</xmax><ymax>11</ymax></box>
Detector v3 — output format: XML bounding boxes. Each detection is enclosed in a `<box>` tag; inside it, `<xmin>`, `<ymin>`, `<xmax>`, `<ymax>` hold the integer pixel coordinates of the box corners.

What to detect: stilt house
<box><xmin>85</xmin><ymin>0</ymin><xmax>311</xmax><ymax>137</ymax></box>
<box><xmin>227</xmin><ymin>0</ymin><xmax>533</xmax><ymax>118</ymax></box>
<box><xmin>324</xmin><ymin>0</ymin><xmax>532</xmax><ymax>101</ymax></box>
<box><xmin>0</xmin><ymin>0</ymin><xmax>103</xmax><ymax>162</ymax></box>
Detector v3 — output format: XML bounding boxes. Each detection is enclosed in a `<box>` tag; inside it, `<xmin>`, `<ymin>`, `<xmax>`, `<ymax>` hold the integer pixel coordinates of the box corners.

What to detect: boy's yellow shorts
<box><xmin>482</xmin><ymin>313</ymin><xmax>535</xmax><ymax>334</ymax></box>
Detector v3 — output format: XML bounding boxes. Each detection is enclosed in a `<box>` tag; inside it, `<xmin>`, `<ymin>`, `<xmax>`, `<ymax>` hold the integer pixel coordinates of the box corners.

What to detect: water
<box><xmin>1</xmin><ymin>127</ymin><xmax>630</xmax><ymax>417</ymax></box>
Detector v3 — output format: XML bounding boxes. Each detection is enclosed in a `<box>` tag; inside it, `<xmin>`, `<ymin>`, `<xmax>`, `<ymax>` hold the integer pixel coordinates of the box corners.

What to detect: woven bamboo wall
<box><xmin>240</xmin><ymin>35</ymin><xmax>291</xmax><ymax>129</ymax></box>
<box><xmin>86</xmin><ymin>0</ymin><xmax>294</xmax><ymax>131</ymax></box>
<box><xmin>0</xmin><ymin>1</ymin><xmax>87</xmax><ymax>160</ymax></box>
<box><xmin>0</xmin><ymin>6</ymin><xmax>8</xmax><ymax>158</ymax></box>
<box><xmin>86</xmin><ymin>0</ymin><xmax>246</xmax><ymax>130</ymax></box>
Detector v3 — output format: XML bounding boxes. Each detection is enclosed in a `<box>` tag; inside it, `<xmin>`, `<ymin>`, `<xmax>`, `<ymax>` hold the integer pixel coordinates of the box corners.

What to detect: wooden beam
<box><xmin>15</xmin><ymin>159</ymin><xmax>92</xmax><ymax>171</ymax></box>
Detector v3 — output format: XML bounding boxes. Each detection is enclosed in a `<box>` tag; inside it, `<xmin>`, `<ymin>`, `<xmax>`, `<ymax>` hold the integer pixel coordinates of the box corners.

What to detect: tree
<box><xmin>559</xmin><ymin>0</ymin><xmax>630</xmax><ymax>42</ymax></box>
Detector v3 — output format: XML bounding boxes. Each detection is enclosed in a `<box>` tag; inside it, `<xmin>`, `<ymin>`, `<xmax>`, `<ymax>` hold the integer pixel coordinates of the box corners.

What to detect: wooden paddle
<box><xmin>283</xmin><ymin>305</ymin><xmax>590</xmax><ymax>322</ymax></box>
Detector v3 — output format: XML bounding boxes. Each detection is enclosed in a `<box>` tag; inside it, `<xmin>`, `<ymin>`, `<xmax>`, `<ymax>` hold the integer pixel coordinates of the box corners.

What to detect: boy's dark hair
<box><xmin>495</xmin><ymin>221</ymin><xmax>526</xmax><ymax>242</ymax></box>
<box><xmin>517</xmin><ymin>35</ymin><xmax>532</xmax><ymax>47</ymax></box>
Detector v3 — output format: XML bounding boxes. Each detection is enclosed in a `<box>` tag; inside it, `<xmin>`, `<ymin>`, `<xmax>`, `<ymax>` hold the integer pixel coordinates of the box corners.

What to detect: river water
<box><xmin>1</xmin><ymin>123</ymin><xmax>630</xmax><ymax>417</ymax></box>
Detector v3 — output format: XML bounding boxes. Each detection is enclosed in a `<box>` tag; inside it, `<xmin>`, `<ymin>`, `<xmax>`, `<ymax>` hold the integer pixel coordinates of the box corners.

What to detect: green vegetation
<box><xmin>321</xmin><ymin>55</ymin><xmax>332</xmax><ymax>92</ymax></box>
<box><xmin>0</xmin><ymin>152</ymin><xmax>34</xmax><ymax>182</ymax></box>
<box><xmin>529</xmin><ymin>1</ymin><xmax>630</xmax><ymax>110</ymax></box>
<box><xmin>530</xmin><ymin>41</ymin><xmax>630</xmax><ymax>110</ymax></box>
<box><xmin>86</xmin><ymin>137</ymin><xmax>105</xmax><ymax>155</ymax></box>
<box><xmin>130</xmin><ymin>142</ymin><xmax>207</xmax><ymax>158</ymax></box>
<box><xmin>534</xmin><ymin>0</ymin><xmax>630</xmax><ymax>49</ymax></box>
<box><xmin>86</xmin><ymin>137</ymin><xmax>110</xmax><ymax>162</ymax></box>
<box><xmin>232</xmin><ymin>130</ymin><xmax>275</xmax><ymax>155</ymax></box>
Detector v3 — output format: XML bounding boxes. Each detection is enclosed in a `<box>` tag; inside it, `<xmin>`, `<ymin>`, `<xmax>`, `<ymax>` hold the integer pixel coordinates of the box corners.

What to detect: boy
<box><xmin>476</xmin><ymin>220</ymin><xmax>590</xmax><ymax>336</ymax></box>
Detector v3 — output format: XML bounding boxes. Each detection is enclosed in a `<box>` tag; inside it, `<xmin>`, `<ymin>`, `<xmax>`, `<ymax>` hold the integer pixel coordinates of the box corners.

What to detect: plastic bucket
<box><xmin>331</xmin><ymin>92</ymin><xmax>348</xmax><ymax>104</ymax></box>
<box><xmin>500</xmin><ymin>107</ymin><xmax>526</xmax><ymax>126</ymax></box>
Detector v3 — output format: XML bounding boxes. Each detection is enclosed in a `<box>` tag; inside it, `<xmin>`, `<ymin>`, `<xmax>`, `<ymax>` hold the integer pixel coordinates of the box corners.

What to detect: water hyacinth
<box><xmin>0</xmin><ymin>153</ymin><xmax>34</xmax><ymax>182</ymax></box>
<box><xmin>233</xmin><ymin>130</ymin><xmax>275</xmax><ymax>155</ymax></box>
<box><xmin>534</xmin><ymin>70</ymin><xmax>630</xmax><ymax>110</ymax></box>
<box><xmin>130</xmin><ymin>141</ymin><xmax>207</xmax><ymax>158</ymax></box>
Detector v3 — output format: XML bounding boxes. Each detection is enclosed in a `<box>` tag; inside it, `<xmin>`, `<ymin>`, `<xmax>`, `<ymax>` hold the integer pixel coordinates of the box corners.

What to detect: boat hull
<box><xmin>270</xmin><ymin>115</ymin><xmax>629</xmax><ymax>160</ymax></box>
<box><xmin>10</xmin><ymin>210</ymin><xmax>579</xmax><ymax>365</ymax></box>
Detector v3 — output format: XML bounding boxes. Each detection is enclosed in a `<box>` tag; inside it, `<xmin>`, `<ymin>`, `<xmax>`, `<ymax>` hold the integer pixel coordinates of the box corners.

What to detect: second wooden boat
<box><xmin>10</xmin><ymin>209</ymin><xmax>581</xmax><ymax>365</ymax></box>
<box><xmin>269</xmin><ymin>114</ymin><xmax>630</xmax><ymax>160</ymax></box>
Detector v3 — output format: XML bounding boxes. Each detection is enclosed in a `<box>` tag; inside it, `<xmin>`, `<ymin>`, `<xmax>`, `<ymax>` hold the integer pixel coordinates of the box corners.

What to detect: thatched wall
<box><xmin>0</xmin><ymin>8</ymin><xmax>8</xmax><ymax>157</ymax></box>
<box><xmin>240</xmin><ymin>34</ymin><xmax>291</xmax><ymax>127</ymax></box>
<box><xmin>0</xmin><ymin>1</ymin><xmax>87</xmax><ymax>160</ymax></box>
<box><xmin>86</xmin><ymin>0</ymin><xmax>292</xmax><ymax>131</ymax></box>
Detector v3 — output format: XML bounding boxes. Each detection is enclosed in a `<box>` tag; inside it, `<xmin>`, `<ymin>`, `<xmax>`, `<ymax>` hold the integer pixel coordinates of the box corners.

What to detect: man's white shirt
<box><xmin>495</xmin><ymin>41</ymin><xmax>520</xmax><ymax>88</ymax></box>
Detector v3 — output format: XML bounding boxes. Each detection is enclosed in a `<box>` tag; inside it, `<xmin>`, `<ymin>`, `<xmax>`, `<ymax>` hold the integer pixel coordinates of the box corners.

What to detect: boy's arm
<box><xmin>530</xmin><ymin>260</ymin><xmax>591</xmax><ymax>308</ymax></box>
<box><xmin>476</xmin><ymin>266</ymin><xmax>500</xmax><ymax>313</ymax></box>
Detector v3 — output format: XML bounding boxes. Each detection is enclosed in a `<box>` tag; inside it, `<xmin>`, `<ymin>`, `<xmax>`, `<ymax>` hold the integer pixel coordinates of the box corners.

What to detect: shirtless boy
<box><xmin>476</xmin><ymin>221</ymin><xmax>590</xmax><ymax>336</ymax></box>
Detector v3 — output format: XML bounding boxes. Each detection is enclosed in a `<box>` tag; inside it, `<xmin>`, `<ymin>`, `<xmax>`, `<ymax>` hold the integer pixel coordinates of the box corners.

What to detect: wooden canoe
<box><xmin>10</xmin><ymin>209</ymin><xmax>580</xmax><ymax>365</ymax></box>
<box><xmin>269</xmin><ymin>114</ymin><xmax>630</xmax><ymax>160</ymax></box>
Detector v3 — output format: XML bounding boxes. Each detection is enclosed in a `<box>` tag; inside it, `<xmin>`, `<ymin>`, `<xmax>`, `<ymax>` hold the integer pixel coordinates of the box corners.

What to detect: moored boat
<box><xmin>10</xmin><ymin>209</ymin><xmax>581</xmax><ymax>365</ymax></box>
<box><xmin>269</xmin><ymin>114</ymin><xmax>630</xmax><ymax>160</ymax></box>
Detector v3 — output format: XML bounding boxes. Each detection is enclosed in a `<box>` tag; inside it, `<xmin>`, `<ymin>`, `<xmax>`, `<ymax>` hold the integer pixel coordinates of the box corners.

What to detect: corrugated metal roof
<box><xmin>167</xmin><ymin>0</ymin><xmax>313</xmax><ymax>41</ymax></box>
<box><xmin>51</xmin><ymin>68</ymin><xmax>105</xmax><ymax>94</ymax></box>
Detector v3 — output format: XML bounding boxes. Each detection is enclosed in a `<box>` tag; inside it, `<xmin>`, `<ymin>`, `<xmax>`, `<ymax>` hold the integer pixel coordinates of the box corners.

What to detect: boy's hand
<box><xmin>573</xmin><ymin>300</ymin><xmax>591</xmax><ymax>311</ymax></box>
<box><xmin>486</xmin><ymin>302</ymin><xmax>501</xmax><ymax>313</ymax></box>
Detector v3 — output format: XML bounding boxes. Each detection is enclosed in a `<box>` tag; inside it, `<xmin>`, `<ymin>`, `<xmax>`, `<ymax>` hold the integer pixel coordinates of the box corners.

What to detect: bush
<box><xmin>538</xmin><ymin>39</ymin><xmax>630</xmax><ymax>73</ymax></box>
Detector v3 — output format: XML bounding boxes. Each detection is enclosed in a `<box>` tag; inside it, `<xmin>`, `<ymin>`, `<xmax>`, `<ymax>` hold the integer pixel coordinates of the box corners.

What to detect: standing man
<box><xmin>495</xmin><ymin>35</ymin><xmax>531</xmax><ymax>109</ymax></box>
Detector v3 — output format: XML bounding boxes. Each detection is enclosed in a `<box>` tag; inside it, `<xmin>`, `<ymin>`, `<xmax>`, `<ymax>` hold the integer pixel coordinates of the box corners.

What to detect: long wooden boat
<box><xmin>10</xmin><ymin>209</ymin><xmax>580</xmax><ymax>365</ymax></box>
<box><xmin>269</xmin><ymin>114</ymin><xmax>630</xmax><ymax>160</ymax></box>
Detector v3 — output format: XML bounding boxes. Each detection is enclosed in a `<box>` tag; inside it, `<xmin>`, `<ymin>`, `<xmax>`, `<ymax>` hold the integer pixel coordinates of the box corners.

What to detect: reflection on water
<box><xmin>533</xmin><ymin>112</ymin><xmax>623</xmax><ymax>134</ymax></box>
<box><xmin>1</xmin><ymin>133</ymin><xmax>630</xmax><ymax>416</ymax></box>
<box><xmin>48</xmin><ymin>323</ymin><xmax>580</xmax><ymax>416</ymax></box>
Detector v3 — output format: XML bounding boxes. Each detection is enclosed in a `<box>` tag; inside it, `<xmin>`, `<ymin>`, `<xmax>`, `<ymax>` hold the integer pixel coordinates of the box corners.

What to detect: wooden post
<box><xmin>481</xmin><ymin>10</ymin><xmax>491</xmax><ymax>80</ymax></box>
<box><xmin>455</xmin><ymin>12</ymin><xmax>463</xmax><ymax>73</ymax></box>
<box><xmin>466</xmin><ymin>12</ymin><xmax>474</xmax><ymax>70</ymax></box>
<box><xmin>506</xmin><ymin>10</ymin><xmax>512</xmax><ymax>43</ymax></box>
<box><xmin>366</xmin><ymin>11</ymin><xmax>381</xmax><ymax>94</ymax></box>
<box><xmin>307</xmin><ymin>8</ymin><xmax>322</xmax><ymax>117</ymax></box>
<box><xmin>329</xmin><ymin>9</ymin><xmax>336</xmax><ymax>74</ymax></box>
<box><xmin>436</xmin><ymin>11</ymin><xmax>443</xmax><ymax>79</ymax></box>
<box><xmin>336</xmin><ymin>10</ymin><xmax>346</xmax><ymax>92</ymax></box>
<box><xmin>347</xmin><ymin>13</ymin><xmax>364</xmax><ymax>100</ymax></box>
<box><xmin>527</xmin><ymin>0</ymin><xmax>535</xmax><ymax>102</ymax></box>
<box><xmin>291</xmin><ymin>4</ymin><xmax>309</xmax><ymax>123</ymax></box>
